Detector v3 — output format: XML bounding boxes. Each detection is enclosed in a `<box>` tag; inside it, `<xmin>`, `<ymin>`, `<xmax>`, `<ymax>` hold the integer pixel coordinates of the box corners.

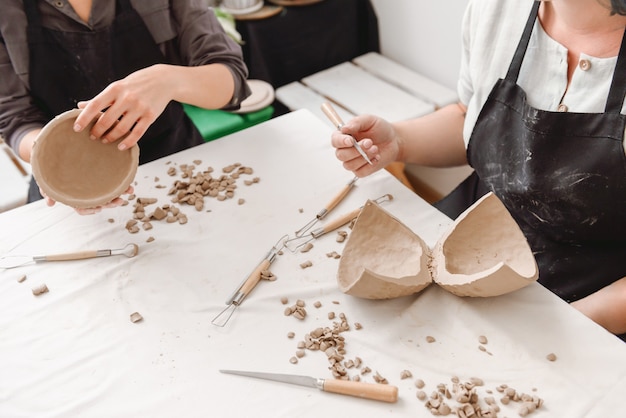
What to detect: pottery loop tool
<box><xmin>294</xmin><ymin>176</ymin><xmax>358</xmax><ymax>237</ymax></box>
<box><xmin>284</xmin><ymin>194</ymin><xmax>394</xmax><ymax>253</ymax></box>
<box><xmin>220</xmin><ymin>369</ymin><xmax>398</xmax><ymax>403</ymax></box>
<box><xmin>211</xmin><ymin>235</ymin><xmax>287</xmax><ymax>327</ymax></box>
<box><xmin>321</xmin><ymin>101</ymin><xmax>373</xmax><ymax>166</ymax></box>
<box><xmin>0</xmin><ymin>243</ymin><xmax>139</xmax><ymax>269</ymax></box>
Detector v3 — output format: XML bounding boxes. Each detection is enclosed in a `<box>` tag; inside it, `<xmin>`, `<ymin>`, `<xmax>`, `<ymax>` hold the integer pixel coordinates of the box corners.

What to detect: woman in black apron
<box><xmin>21</xmin><ymin>0</ymin><xmax>245</xmax><ymax>206</ymax></box>
<box><xmin>331</xmin><ymin>0</ymin><xmax>626</xmax><ymax>339</ymax></box>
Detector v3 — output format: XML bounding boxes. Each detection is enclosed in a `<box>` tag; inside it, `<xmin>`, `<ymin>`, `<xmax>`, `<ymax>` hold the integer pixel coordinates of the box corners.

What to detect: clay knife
<box><xmin>219</xmin><ymin>369</ymin><xmax>398</xmax><ymax>403</ymax></box>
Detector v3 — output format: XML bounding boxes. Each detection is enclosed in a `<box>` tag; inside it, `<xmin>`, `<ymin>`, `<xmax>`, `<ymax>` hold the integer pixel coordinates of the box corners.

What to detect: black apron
<box><xmin>24</xmin><ymin>0</ymin><xmax>203</xmax><ymax>201</ymax></box>
<box><xmin>436</xmin><ymin>1</ymin><xmax>626</xmax><ymax>304</ymax></box>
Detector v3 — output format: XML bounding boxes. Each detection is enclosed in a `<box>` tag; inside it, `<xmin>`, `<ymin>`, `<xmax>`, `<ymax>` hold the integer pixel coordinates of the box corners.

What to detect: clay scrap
<box><xmin>337</xmin><ymin>193</ymin><xmax>538</xmax><ymax>299</ymax></box>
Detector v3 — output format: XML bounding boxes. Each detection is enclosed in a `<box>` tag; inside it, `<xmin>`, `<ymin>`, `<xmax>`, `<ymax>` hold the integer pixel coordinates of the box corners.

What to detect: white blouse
<box><xmin>458</xmin><ymin>0</ymin><xmax>626</xmax><ymax>147</ymax></box>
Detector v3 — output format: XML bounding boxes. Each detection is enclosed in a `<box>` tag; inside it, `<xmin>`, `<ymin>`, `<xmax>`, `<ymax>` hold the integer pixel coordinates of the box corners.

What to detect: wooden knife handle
<box><xmin>322</xmin><ymin>379</ymin><xmax>398</xmax><ymax>403</ymax></box>
<box><xmin>321</xmin><ymin>102</ymin><xmax>344</xmax><ymax>129</ymax></box>
<box><xmin>318</xmin><ymin>208</ymin><xmax>361</xmax><ymax>236</ymax></box>
<box><xmin>239</xmin><ymin>259</ymin><xmax>271</xmax><ymax>296</ymax></box>
<box><xmin>42</xmin><ymin>250</ymin><xmax>100</xmax><ymax>262</ymax></box>
<box><xmin>321</xmin><ymin>180</ymin><xmax>356</xmax><ymax>216</ymax></box>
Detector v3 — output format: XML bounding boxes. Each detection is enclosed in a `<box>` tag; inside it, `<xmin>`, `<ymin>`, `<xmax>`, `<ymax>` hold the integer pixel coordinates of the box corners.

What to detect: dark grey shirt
<box><xmin>0</xmin><ymin>0</ymin><xmax>250</xmax><ymax>155</ymax></box>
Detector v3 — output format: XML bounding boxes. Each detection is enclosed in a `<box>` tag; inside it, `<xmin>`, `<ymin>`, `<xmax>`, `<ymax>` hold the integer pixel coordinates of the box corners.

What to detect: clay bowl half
<box><xmin>336</xmin><ymin>193</ymin><xmax>538</xmax><ymax>300</ymax></box>
<box><xmin>31</xmin><ymin>109</ymin><xmax>139</xmax><ymax>208</ymax></box>
<box><xmin>431</xmin><ymin>192</ymin><xmax>539</xmax><ymax>297</ymax></box>
<box><xmin>336</xmin><ymin>200</ymin><xmax>432</xmax><ymax>299</ymax></box>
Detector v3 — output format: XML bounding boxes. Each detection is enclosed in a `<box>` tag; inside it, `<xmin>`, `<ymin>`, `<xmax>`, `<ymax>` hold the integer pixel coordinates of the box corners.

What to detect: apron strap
<box><xmin>605</xmin><ymin>28</ymin><xmax>626</xmax><ymax>113</ymax></box>
<box><xmin>505</xmin><ymin>1</ymin><xmax>540</xmax><ymax>83</ymax></box>
<box><xmin>22</xmin><ymin>0</ymin><xmax>42</xmax><ymax>26</ymax></box>
<box><xmin>116</xmin><ymin>0</ymin><xmax>134</xmax><ymax>12</ymax></box>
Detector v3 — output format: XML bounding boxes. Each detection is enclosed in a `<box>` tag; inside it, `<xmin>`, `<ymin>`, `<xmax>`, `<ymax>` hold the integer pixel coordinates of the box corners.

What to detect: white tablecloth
<box><xmin>1</xmin><ymin>110</ymin><xmax>625</xmax><ymax>418</ymax></box>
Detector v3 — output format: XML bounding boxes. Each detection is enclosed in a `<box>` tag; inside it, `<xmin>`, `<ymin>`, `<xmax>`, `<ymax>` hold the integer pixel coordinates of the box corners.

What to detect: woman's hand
<box><xmin>330</xmin><ymin>114</ymin><xmax>401</xmax><ymax>177</ymax></box>
<box><xmin>40</xmin><ymin>185</ymin><xmax>134</xmax><ymax>215</ymax></box>
<box><xmin>73</xmin><ymin>64</ymin><xmax>172</xmax><ymax>151</ymax></box>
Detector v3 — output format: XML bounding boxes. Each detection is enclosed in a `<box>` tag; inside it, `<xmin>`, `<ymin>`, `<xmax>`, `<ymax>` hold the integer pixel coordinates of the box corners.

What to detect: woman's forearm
<box><xmin>393</xmin><ymin>102</ymin><xmax>468</xmax><ymax>168</ymax></box>
<box><xmin>160</xmin><ymin>63</ymin><xmax>236</xmax><ymax>110</ymax></box>
<box><xmin>571</xmin><ymin>276</ymin><xmax>626</xmax><ymax>335</ymax></box>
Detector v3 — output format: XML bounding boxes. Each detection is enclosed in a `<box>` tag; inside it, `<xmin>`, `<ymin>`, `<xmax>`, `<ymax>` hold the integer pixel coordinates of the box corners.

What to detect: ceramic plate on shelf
<box><xmin>233</xmin><ymin>80</ymin><xmax>275</xmax><ymax>114</ymax></box>
<box><xmin>267</xmin><ymin>0</ymin><xmax>324</xmax><ymax>6</ymax></box>
<box><xmin>220</xmin><ymin>1</ymin><xmax>264</xmax><ymax>16</ymax></box>
<box><xmin>233</xmin><ymin>5</ymin><xmax>283</xmax><ymax>20</ymax></box>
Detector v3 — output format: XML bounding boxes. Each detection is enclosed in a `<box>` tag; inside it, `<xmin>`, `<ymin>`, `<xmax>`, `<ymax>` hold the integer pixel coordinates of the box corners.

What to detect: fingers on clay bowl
<box><xmin>431</xmin><ymin>192</ymin><xmax>538</xmax><ymax>297</ymax></box>
<box><xmin>337</xmin><ymin>200</ymin><xmax>432</xmax><ymax>299</ymax></box>
<box><xmin>31</xmin><ymin>108</ymin><xmax>139</xmax><ymax>209</ymax></box>
<box><xmin>336</xmin><ymin>193</ymin><xmax>538</xmax><ymax>300</ymax></box>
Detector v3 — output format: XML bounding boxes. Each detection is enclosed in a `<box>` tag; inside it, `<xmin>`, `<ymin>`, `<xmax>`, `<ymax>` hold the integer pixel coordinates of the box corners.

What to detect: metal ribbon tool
<box><xmin>284</xmin><ymin>194</ymin><xmax>393</xmax><ymax>253</ymax></box>
<box><xmin>211</xmin><ymin>235</ymin><xmax>287</xmax><ymax>327</ymax></box>
<box><xmin>0</xmin><ymin>243</ymin><xmax>139</xmax><ymax>269</ymax></box>
<box><xmin>294</xmin><ymin>176</ymin><xmax>358</xmax><ymax>237</ymax></box>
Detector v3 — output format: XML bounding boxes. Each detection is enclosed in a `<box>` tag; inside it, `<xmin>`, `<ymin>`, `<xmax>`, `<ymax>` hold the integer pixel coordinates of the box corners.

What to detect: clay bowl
<box><xmin>31</xmin><ymin>109</ymin><xmax>139</xmax><ymax>208</ymax></box>
<box><xmin>336</xmin><ymin>193</ymin><xmax>538</xmax><ymax>299</ymax></box>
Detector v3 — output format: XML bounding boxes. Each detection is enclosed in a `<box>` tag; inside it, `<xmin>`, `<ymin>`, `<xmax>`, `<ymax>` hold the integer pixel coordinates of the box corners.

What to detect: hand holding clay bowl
<box><xmin>31</xmin><ymin>109</ymin><xmax>139</xmax><ymax>212</ymax></box>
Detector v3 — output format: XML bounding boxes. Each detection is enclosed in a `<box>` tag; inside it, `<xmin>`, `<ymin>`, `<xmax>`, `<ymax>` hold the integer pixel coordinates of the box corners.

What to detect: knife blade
<box><xmin>219</xmin><ymin>369</ymin><xmax>398</xmax><ymax>403</ymax></box>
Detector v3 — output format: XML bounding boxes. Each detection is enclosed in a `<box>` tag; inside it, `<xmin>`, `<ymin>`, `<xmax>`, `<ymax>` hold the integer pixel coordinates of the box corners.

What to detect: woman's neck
<box><xmin>68</xmin><ymin>0</ymin><xmax>93</xmax><ymax>24</ymax></box>
<box><xmin>539</xmin><ymin>0</ymin><xmax>625</xmax><ymax>58</ymax></box>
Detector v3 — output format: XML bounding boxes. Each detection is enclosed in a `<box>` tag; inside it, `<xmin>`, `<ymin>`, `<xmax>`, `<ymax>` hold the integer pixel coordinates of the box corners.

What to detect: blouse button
<box><xmin>579</xmin><ymin>59</ymin><xmax>591</xmax><ymax>71</ymax></box>
<box><xmin>557</xmin><ymin>104</ymin><xmax>568</xmax><ymax>112</ymax></box>
<box><xmin>55</xmin><ymin>1</ymin><xmax>63</xmax><ymax>7</ymax></box>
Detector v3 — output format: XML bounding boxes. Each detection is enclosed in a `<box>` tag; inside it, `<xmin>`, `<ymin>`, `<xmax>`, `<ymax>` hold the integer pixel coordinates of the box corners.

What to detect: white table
<box><xmin>1</xmin><ymin>110</ymin><xmax>625</xmax><ymax>418</ymax></box>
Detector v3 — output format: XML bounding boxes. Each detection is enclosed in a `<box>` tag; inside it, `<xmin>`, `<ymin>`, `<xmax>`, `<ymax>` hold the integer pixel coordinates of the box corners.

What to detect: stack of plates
<box><xmin>233</xmin><ymin>80</ymin><xmax>275</xmax><ymax>114</ymax></box>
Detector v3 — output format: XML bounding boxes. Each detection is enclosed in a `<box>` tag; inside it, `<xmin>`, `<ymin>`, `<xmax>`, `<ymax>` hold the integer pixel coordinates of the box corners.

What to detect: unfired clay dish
<box><xmin>337</xmin><ymin>193</ymin><xmax>538</xmax><ymax>299</ymax></box>
<box><xmin>31</xmin><ymin>109</ymin><xmax>139</xmax><ymax>208</ymax></box>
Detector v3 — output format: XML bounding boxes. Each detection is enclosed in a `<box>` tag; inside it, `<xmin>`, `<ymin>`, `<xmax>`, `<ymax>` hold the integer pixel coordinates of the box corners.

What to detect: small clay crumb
<box><xmin>332</xmin><ymin>300</ymin><xmax>340</xmax><ymax>304</ymax></box>
<box><xmin>130</xmin><ymin>312</ymin><xmax>143</xmax><ymax>323</ymax></box>
<box><xmin>146</xmin><ymin>236</ymin><xmax>155</xmax><ymax>243</ymax></box>
<box><xmin>328</xmin><ymin>312</ymin><xmax>335</xmax><ymax>320</ymax></box>
<box><xmin>238</xmin><ymin>198</ymin><xmax>245</xmax><ymax>205</ymax></box>
<box><xmin>295</xmin><ymin>349</ymin><xmax>305</xmax><ymax>358</ymax></box>
<box><xmin>298</xmin><ymin>208</ymin><xmax>303</xmax><ymax>213</ymax></box>
<box><xmin>17</xmin><ymin>274</ymin><xmax>27</xmax><ymax>283</ymax></box>
<box><xmin>478</xmin><ymin>335</ymin><xmax>488</xmax><ymax>345</ymax></box>
<box><xmin>354</xmin><ymin>322</ymin><xmax>362</xmax><ymax>330</ymax></box>
<box><xmin>300</xmin><ymin>242</ymin><xmax>314</xmax><ymax>253</ymax></box>
<box><xmin>415</xmin><ymin>378</ymin><xmax>425</xmax><ymax>389</ymax></box>
<box><xmin>417</xmin><ymin>390</ymin><xmax>427</xmax><ymax>401</ymax></box>
<box><xmin>299</xmin><ymin>260</ymin><xmax>313</xmax><ymax>269</ymax></box>
<box><xmin>326</xmin><ymin>251</ymin><xmax>341</xmax><ymax>259</ymax></box>
<box><xmin>372</xmin><ymin>371</ymin><xmax>388</xmax><ymax>384</ymax></box>
<box><xmin>546</xmin><ymin>352</ymin><xmax>557</xmax><ymax>362</ymax></box>
<box><xmin>31</xmin><ymin>283</ymin><xmax>49</xmax><ymax>296</ymax></box>
<box><xmin>425</xmin><ymin>335</ymin><xmax>436</xmax><ymax>343</ymax></box>
<box><xmin>336</xmin><ymin>230</ymin><xmax>348</xmax><ymax>243</ymax></box>
<box><xmin>280</xmin><ymin>296</ymin><xmax>289</xmax><ymax>305</ymax></box>
<box><xmin>313</xmin><ymin>301</ymin><xmax>322</xmax><ymax>308</ymax></box>
<box><xmin>287</xmin><ymin>331</ymin><xmax>295</xmax><ymax>339</ymax></box>
<box><xmin>289</xmin><ymin>356</ymin><xmax>298</xmax><ymax>364</ymax></box>
<box><xmin>400</xmin><ymin>370</ymin><xmax>412</xmax><ymax>379</ymax></box>
<box><xmin>107</xmin><ymin>218</ymin><xmax>115</xmax><ymax>223</ymax></box>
